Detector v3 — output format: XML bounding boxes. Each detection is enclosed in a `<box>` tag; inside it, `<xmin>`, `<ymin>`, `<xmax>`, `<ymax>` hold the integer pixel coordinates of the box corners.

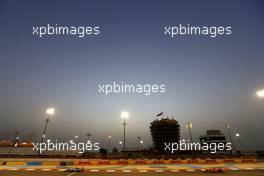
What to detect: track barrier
<box><xmin>0</xmin><ymin>158</ymin><xmax>257</xmax><ymax>166</ymax></box>
<box><xmin>74</xmin><ymin>158</ymin><xmax>256</xmax><ymax>166</ymax></box>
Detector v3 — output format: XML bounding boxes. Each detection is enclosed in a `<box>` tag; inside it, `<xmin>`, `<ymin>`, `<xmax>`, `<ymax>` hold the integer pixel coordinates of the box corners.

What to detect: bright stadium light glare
<box><xmin>121</xmin><ymin>111</ymin><xmax>129</xmax><ymax>150</ymax></box>
<box><xmin>46</xmin><ymin>108</ymin><xmax>55</xmax><ymax>115</ymax></box>
<box><xmin>39</xmin><ymin>107</ymin><xmax>55</xmax><ymax>155</ymax></box>
<box><xmin>235</xmin><ymin>133</ymin><xmax>240</xmax><ymax>137</ymax></box>
<box><xmin>256</xmin><ymin>89</ymin><xmax>264</xmax><ymax>98</ymax></box>
<box><xmin>225</xmin><ymin>124</ymin><xmax>231</xmax><ymax>128</ymax></box>
<box><xmin>121</xmin><ymin>111</ymin><xmax>129</xmax><ymax>119</ymax></box>
<box><xmin>186</xmin><ymin>122</ymin><xmax>192</xmax><ymax>129</ymax></box>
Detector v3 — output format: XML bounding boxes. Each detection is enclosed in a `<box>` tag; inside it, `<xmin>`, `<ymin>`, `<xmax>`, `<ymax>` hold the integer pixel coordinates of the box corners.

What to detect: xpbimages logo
<box><xmin>32</xmin><ymin>140</ymin><xmax>100</xmax><ymax>154</ymax></box>
<box><xmin>32</xmin><ymin>24</ymin><xmax>100</xmax><ymax>38</ymax></box>
<box><xmin>164</xmin><ymin>24</ymin><xmax>232</xmax><ymax>38</ymax></box>
<box><xmin>98</xmin><ymin>82</ymin><xmax>166</xmax><ymax>95</ymax></box>
<box><xmin>164</xmin><ymin>140</ymin><xmax>232</xmax><ymax>154</ymax></box>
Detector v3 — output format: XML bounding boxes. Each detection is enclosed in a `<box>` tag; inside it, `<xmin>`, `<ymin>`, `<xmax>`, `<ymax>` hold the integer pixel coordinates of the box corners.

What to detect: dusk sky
<box><xmin>0</xmin><ymin>0</ymin><xmax>264</xmax><ymax>150</ymax></box>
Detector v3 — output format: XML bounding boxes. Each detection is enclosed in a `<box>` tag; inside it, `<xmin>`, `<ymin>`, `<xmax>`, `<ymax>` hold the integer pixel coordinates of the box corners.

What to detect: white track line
<box><xmin>171</xmin><ymin>169</ymin><xmax>179</xmax><ymax>172</ymax></box>
<box><xmin>139</xmin><ymin>170</ymin><xmax>147</xmax><ymax>172</ymax></box>
<box><xmin>58</xmin><ymin>169</ymin><xmax>66</xmax><ymax>171</ymax></box>
<box><xmin>245</xmin><ymin>168</ymin><xmax>254</xmax><ymax>170</ymax></box>
<box><xmin>106</xmin><ymin>170</ymin><xmax>115</xmax><ymax>172</ymax></box>
<box><xmin>155</xmin><ymin>170</ymin><xmax>163</xmax><ymax>172</ymax></box>
<box><xmin>123</xmin><ymin>170</ymin><xmax>131</xmax><ymax>172</ymax></box>
<box><xmin>90</xmin><ymin>169</ymin><xmax>99</xmax><ymax>172</ymax></box>
<box><xmin>67</xmin><ymin>173</ymin><xmax>76</xmax><ymax>176</ymax></box>
<box><xmin>187</xmin><ymin>169</ymin><xmax>195</xmax><ymax>172</ymax></box>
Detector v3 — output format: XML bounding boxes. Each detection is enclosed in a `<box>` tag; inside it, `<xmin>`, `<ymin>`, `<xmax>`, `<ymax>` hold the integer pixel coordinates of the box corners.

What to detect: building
<box><xmin>150</xmin><ymin>118</ymin><xmax>180</xmax><ymax>153</ymax></box>
<box><xmin>199</xmin><ymin>130</ymin><xmax>227</xmax><ymax>145</ymax></box>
